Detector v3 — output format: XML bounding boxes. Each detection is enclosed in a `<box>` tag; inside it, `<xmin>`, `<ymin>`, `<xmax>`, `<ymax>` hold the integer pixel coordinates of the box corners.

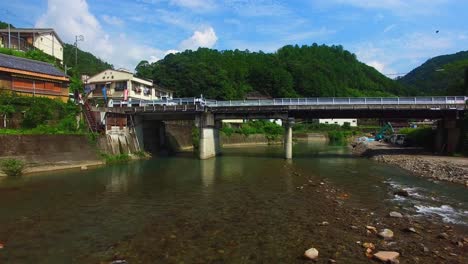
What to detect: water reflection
<box><xmin>0</xmin><ymin>142</ymin><xmax>467</xmax><ymax>263</ymax></box>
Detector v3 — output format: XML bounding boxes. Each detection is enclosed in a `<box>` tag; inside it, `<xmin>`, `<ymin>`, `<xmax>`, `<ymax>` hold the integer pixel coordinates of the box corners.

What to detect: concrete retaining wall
<box><xmin>220</xmin><ymin>134</ymin><xmax>281</xmax><ymax>146</ymax></box>
<box><xmin>0</xmin><ymin>135</ymin><xmax>99</xmax><ymax>163</ymax></box>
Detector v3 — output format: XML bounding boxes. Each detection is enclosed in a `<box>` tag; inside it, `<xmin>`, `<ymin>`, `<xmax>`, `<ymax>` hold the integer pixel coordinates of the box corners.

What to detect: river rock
<box><xmin>304</xmin><ymin>247</ymin><xmax>319</xmax><ymax>260</ymax></box>
<box><xmin>437</xmin><ymin>232</ymin><xmax>449</xmax><ymax>239</ymax></box>
<box><xmin>403</xmin><ymin>227</ymin><xmax>417</xmax><ymax>233</ymax></box>
<box><xmin>393</xmin><ymin>190</ymin><xmax>409</xmax><ymax>197</ymax></box>
<box><xmin>389</xmin><ymin>211</ymin><xmax>403</xmax><ymax>218</ymax></box>
<box><xmin>366</xmin><ymin>226</ymin><xmax>378</xmax><ymax>233</ymax></box>
<box><xmin>373</xmin><ymin>251</ymin><xmax>400</xmax><ymax>263</ymax></box>
<box><xmin>378</xmin><ymin>229</ymin><xmax>394</xmax><ymax>240</ymax></box>
<box><xmin>81</xmin><ymin>165</ymin><xmax>88</xmax><ymax>170</ymax></box>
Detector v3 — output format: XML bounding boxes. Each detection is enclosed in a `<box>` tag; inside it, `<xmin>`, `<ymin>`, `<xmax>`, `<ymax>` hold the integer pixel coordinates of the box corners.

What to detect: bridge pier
<box><xmin>198</xmin><ymin>113</ymin><xmax>221</xmax><ymax>160</ymax></box>
<box><xmin>284</xmin><ymin>118</ymin><xmax>294</xmax><ymax>159</ymax></box>
<box><xmin>435</xmin><ymin>119</ymin><xmax>462</xmax><ymax>153</ymax></box>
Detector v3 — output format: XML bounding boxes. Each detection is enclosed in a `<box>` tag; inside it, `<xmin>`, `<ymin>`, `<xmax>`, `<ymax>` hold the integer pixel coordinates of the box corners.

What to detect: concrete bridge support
<box><xmin>435</xmin><ymin>119</ymin><xmax>462</xmax><ymax>153</ymax></box>
<box><xmin>198</xmin><ymin>113</ymin><xmax>221</xmax><ymax>160</ymax></box>
<box><xmin>284</xmin><ymin>118</ymin><xmax>294</xmax><ymax>159</ymax></box>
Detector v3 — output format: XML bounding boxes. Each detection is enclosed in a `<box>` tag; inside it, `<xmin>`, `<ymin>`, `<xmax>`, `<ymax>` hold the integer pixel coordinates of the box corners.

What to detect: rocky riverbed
<box><xmin>352</xmin><ymin>141</ymin><xmax>468</xmax><ymax>186</ymax></box>
<box><xmin>87</xmin><ymin>168</ymin><xmax>468</xmax><ymax>264</ymax></box>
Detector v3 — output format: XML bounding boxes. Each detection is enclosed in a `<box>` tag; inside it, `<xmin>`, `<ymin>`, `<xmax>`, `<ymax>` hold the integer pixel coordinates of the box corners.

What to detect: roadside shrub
<box><xmin>0</xmin><ymin>159</ymin><xmax>25</xmax><ymax>177</ymax></box>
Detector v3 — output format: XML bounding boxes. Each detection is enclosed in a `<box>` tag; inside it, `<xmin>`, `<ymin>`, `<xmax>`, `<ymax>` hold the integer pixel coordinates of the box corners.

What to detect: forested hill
<box><xmin>135</xmin><ymin>44</ymin><xmax>407</xmax><ymax>99</ymax></box>
<box><xmin>397</xmin><ymin>51</ymin><xmax>468</xmax><ymax>95</ymax></box>
<box><xmin>63</xmin><ymin>43</ymin><xmax>113</xmax><ymax>76</ymax></box>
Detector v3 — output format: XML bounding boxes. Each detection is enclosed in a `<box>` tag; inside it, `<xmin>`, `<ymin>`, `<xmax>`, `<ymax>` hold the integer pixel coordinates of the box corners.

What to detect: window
<box><xmin>115</xmin><ymin>81</ymin><xmax>127</xmax><ymax>91</ymax></box>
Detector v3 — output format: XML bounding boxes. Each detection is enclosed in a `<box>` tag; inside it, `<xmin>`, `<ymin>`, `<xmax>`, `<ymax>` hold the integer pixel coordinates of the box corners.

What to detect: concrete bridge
<box><xmin>95</xmin><ymin>96</ymin><xmax>468</xmax><ymax>159</ymax></box>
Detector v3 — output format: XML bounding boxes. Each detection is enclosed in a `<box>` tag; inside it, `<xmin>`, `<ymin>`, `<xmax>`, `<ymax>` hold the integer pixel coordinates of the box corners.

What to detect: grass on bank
<box><xmin>0</xmin><ymin>159</ymin><xmax>25</xmax><ymax>177</ymax></box>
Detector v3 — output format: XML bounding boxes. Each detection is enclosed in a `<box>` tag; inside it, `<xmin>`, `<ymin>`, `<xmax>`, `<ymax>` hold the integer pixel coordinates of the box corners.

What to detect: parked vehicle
<box><xmin>389</xmin><ymin>134</ymin><xmax>406</xmax><ymax>145</ymax></box>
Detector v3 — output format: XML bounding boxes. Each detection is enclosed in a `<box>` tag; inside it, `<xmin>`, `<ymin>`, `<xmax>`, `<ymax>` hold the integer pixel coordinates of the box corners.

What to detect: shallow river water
<box><xmin>0</xmin><ymin>142</ymin><xmax>466</xmax><ymax>263</ymax></box>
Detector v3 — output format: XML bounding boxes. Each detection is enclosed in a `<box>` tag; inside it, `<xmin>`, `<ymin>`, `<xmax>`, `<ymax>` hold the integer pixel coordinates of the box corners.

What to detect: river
<box><xmin>0</xmin><ymin>142</ymin><xmax>466</xmax><ymax>263</ymax></box>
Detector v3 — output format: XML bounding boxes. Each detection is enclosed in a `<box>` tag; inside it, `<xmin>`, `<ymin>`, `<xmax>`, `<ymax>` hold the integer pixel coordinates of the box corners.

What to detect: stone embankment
<box><xmin>352</xmin><ymin>141</ymin><xmax>468</xmax><ymax>186</ymax></box>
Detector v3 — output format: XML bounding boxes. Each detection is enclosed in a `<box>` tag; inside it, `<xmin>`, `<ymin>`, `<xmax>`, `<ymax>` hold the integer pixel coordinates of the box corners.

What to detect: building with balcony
<box><xmin>0</xmin><ymin>28</ymin><xmax>64</xmax><ymax>62</ymax></box>
<box><xmin>0</xmin><ymin>53</ymin><xmax>69</xmax><ymax>102</ymax></box>
<box><xmin>86</xmin><ymin>69</ymin><xmax>173</xmax><ymax>104</ymax></box>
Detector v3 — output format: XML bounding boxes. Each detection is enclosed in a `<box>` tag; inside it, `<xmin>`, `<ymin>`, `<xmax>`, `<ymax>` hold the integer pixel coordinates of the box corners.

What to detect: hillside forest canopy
<box><xmin>135</xmin><ymin>44</ymin><xmax>410</xmax><ymax>100</ymax></box>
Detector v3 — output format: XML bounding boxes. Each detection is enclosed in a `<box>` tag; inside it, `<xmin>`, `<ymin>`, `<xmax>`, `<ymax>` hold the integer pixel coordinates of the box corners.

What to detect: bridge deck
<box><xmin>94</xmin><ymin>96</ymin><xmax>467</xmax><ymax>119</ymax></box>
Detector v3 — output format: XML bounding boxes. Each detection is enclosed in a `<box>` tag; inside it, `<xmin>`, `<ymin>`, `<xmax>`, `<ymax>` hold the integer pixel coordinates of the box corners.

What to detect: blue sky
<box><xmin>1</xmin><ymin>0</ymin><xmax>467</xmax><ymax>76</ymax></box>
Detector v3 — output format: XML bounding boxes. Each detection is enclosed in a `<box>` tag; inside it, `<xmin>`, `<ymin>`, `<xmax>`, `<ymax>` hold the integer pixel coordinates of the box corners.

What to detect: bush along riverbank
<box><xmin>294</xmin><ymin>123</ymin><xmax>374</xmax><ymax>145</ymax></box>
<box><xmin>220</xmin><ymin>120</ymin><xmax>284</xmax><ymax>145</ymax></box>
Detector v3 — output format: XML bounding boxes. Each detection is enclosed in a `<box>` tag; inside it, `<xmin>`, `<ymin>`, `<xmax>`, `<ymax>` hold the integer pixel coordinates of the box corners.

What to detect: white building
<box><xmin>0</xmin><ymin>28</ymin><xmax>64</xmax><ymax>62</ymax></box>
<box><xmin>86</xmin><ymin>69</ymin><xmax>173</xmax><ymax>102</ymax></box>
<box><xmin>319</xmin><ymin>118</ymin><xmax>357</xmax><ymax>127</ymax></box>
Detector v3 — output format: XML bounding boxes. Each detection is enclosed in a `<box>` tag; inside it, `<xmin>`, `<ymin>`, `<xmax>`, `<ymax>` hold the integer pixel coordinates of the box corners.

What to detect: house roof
<box><xmin>0</xmin><ymin>53</ymin><xmax>68</xmax><ymax>79</ymax></box>
<box><xmin>0</xmin><ymin>28</ymin><xmax>64</xmax><ymax>46</ymax></box>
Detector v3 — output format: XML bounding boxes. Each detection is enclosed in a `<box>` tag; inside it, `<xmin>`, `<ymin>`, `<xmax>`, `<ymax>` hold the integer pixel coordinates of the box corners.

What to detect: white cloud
<box><xmin>179</xmin><ymin>27</ymin><xmax>218</xmax><ymax>51</ymax></box>
<box><xmin>351</xmin><ymin>31</ymin><xmax>465</xmax><ymax>75</ymax></box>
<box><xmin>366</xmin><ymin>61</ymin><xmax>386</xmax><ymax>73</ymax></box>
<box><xmin>383</xmin><ymin>24</ymin><xmax>396</xmax><ymax>33</ymax></box>
<box><xmin>102</xmin><ymin>15</ymin><xmax>124</xmax><ymax>26</ymax></box>
<box><xmin>36</xmin><ymin>0</ymin><xmax>165</xmax><ymax>70</ymax></box>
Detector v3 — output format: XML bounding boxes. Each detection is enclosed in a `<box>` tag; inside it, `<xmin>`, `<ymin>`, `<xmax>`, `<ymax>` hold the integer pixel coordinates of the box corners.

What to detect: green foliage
<box><xmin>294</xmin><ymin>123</ymin><xmax>342</xmax><ymax>132</ymax></box>
<box><xmin>69</xmin><ymin>75</ymin><xmax>83</xmax><ymax>93</ymax></box>
<box><xmin>399</xmin><ymin>127</ymin><xmax>435</xmax><ymax>150</ymax></box>
<box><xmin>135</xmin><ymin>44</ymin><xmax>405</xmax><ymax>99</ymax></box>
<box><xmin>398</xmin><ymin>50</ymin><xmax>468</xmax><ymax>95</ymax></box>
<box><xmin>0</xmin><ymin>21</ymin><xmax>15</xmax><ymax>29</ymax></box>
<box><xmin>221</xmin><ymin>120</ymin><xmax>283</xmax><ymax>140</ymax></box>
<box><xmin>0</xmin><ymin>47</ymin><xmax>56</xmax><ymax>65</ymax></box>
<box><xmin>63</xmin><ymin>43</ymin><xmax>113</xmax><ymax>76</ymax></box>
<box><xmin>133</xmin><ymin>150</ymin><xmax>150</xmax><ymax>158</ymax></box>
<box><xmin>219</xmin><ymin>125</ymin><xmax>235</xmax><ymax>136</ymax></box>
<box><xmin>342</xmin><ymin>122</ymin><xmax>351</xmax><ymax>130</ymax></box>
<box><xmin>0</xmin><ymin>159</ymin><xmax>25</xmax><ymax>177</ymax></box>
<box><xmin>102</xmin><ymin>153</ymin><xmax>131</xmax><ymax>164</ymax></box>
<box><xmin>0</xmin><ymin>92</ymin><xmax>83</xmax><ymax>134</ymax></box>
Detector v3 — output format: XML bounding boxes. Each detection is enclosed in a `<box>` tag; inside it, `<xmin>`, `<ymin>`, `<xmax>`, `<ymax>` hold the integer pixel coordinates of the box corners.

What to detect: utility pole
<box><xmin>7</xmin><ymin>23</ymin><xmax>11</xmax><ymax>48</ymax></box>
<box><xmin>74</xmin><ymin>35</ymin><xmax>84</xmax><ymax>67</ymax></box>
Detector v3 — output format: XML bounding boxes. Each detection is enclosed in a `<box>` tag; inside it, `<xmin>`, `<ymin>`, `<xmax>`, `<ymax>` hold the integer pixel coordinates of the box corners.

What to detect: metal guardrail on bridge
<box><xmin>107</xmin><ymin>96</ymin><xmax>468</xmax><ymax>108</ymax></box>
<box><xmin>205</xmin><ymin>96</ymin><xmax>468</xmax><ymax>107</ymax></box>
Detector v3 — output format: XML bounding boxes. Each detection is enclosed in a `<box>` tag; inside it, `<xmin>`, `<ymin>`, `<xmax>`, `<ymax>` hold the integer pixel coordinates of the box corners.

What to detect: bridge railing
<box><xmin>105</xmin><ymin>96</ymin><xmax>467</xmax><ymax>108</ymax></box>
<box><xmin>206</xmin><ymin>96</ymin><xmax>468</xmax><ymax>107</ymax></box>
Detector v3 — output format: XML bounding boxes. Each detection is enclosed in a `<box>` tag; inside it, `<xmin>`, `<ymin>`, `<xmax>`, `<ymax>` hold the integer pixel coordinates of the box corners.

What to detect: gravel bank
<box><xmin>352</xmin><ymin>142</ymin><xmax>468</xmax><ymax>186</ymax></box>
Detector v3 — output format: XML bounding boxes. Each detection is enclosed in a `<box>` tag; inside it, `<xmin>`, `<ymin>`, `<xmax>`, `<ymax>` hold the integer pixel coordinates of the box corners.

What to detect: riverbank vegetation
<box><xmin>135</xmin><ymin>45</ymin><xmax>407</xmax><ymax>100</ymax></box>
<box><xmin>294</xmin><ymin>123</ymin><xmax>374</xmax><ymax>145</ymax></box>
<box><xmin>0</xmin><ymin>158</ymin><xmax>25</xmax><ymax>177</ymax></box>
<box><xmin>399</xmin><ymin>127</ymin><xmax>435</xmax><ymax>150</ymax></box>
<box><xmin>0</xmin><ymin>92</ymin><xmax>86</xmax><ymax>135</ymax></box>
<box><xmin>101</xmin><ymin>153</ymin><xmax>131</xmax><ymax>164</ymax></box>
<box><xmin>220</xmin><ymin>120</ymin><xmax>283</xmax><ymax>141</ymax></box>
